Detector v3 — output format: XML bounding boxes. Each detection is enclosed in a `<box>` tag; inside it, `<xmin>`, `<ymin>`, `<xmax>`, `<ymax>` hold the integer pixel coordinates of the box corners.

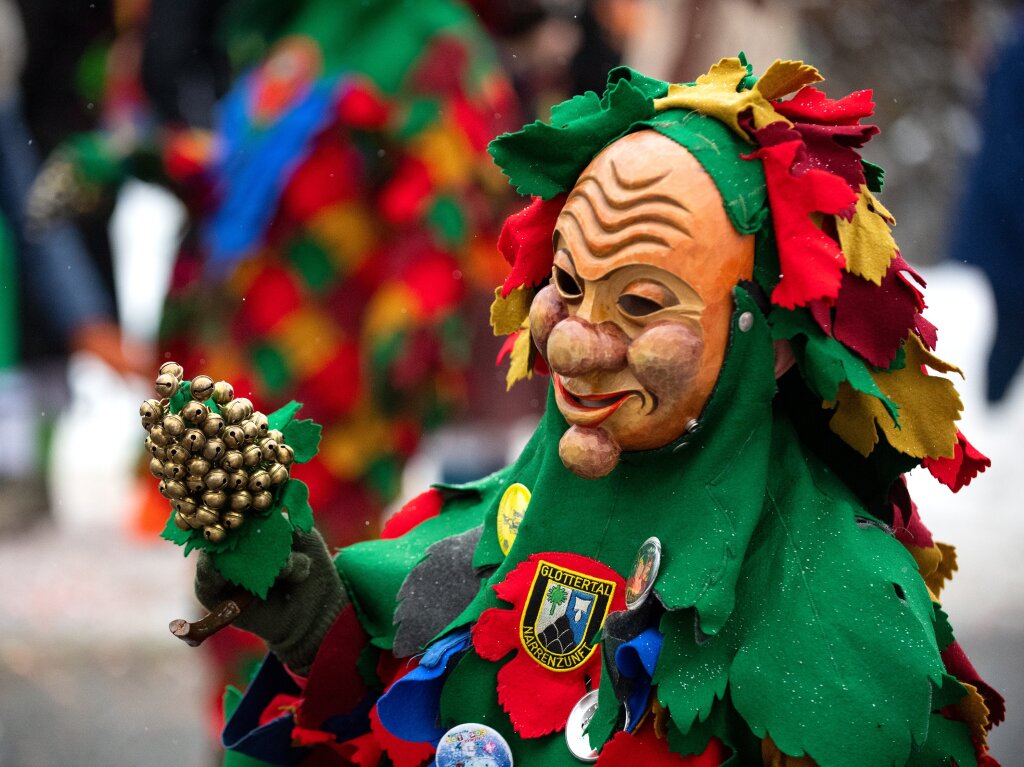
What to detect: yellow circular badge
<box><xmin>497</xmin><ymin>482</ymin><xmax>531</xmax><ymax>555</ymax></box>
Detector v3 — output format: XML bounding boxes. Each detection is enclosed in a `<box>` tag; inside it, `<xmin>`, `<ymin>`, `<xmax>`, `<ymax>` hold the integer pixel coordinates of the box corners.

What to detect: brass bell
<box><xmin>162</xmin><ymin>413</ymin><xmax>186</xmax><ymax>437</ymax></box>
<box><xmin>162</xmin><ymin>461</ymin><xmax>187</xmax><ymax>481</ymax></box>
<box><xmin>240</xmin><ymin>420</ymin><xmax>259</xmax><ymax>442</ymax></box>
<box><xmin>185</xmin><ymin>512</ymin><xmax>204</xmax><ymax>529</ymax></box>
<box><xmin>248</xmin><ymin>470</ymin><xmax>271</xmax><ymax>493</ymax></box>
<box><xmin>159</xmin><ymin>361</ymin><xmax>184</xmax><ymax>380</ymax></box>
<box><xmin>186</xmin><ymin>476</ymin><xmax>206</xmax><ymax>493</ymax></box>
<box><xmin>222</xmin><ymin>398</ymin><xmax>250</xmax><ymax>424</ymax></box>
<box><xmin>174</xmin><ymin>497</ymin><xmax>198</xmax><ymax>516</ymax></box>
<box><xmin>203</xmin><ymin>524</ymin><xmax>227</xmax><ymax>544</ymax></box>
<box><xmin>251</xmin><ymin>412</ymin><xmax>269</xmax><ymax>435</ymax></box>
<box><xmin>258</xmin><ymin>437</ymin><xmax>279</xmax><ymax>462</ymax></box>
<box><xmin>190</xmin><ymin>375</ymin><xmax>215</xmax><ymax>401</ymax></box>
<box><xmin>251</xmin><ymin>490</ymin><xmax>273</xmax><ymax>512</ymax></box>
<box><xmin>242</xmin><ymin>444</ymin><xmax>262</xmax><ymax>467</ymax></box>
<box><xmin>139</xmin><ymin>399</ymin><xmax>164</xmax><ymax>426</ymax></box>
<box><xmin>268</xmin><ymin>463</ymin><xmax>289</xmax><ymax>485</ymax></box>
<box><xmin>149</xmin><ymin>444</ymin><xmax>167</xmax><ymax>462</ymax></box>
<box><xmin>229</xmin><ymin>490</ymin><xmax>252</xmax><ymax>511</ymax></box>
<box><xmin>222</xmin><ymin>425</ymin><xmax>245</xmax><ymax>449</ymax></box>
<box><xmin>267</xmin><ymin>429</ymin><xmax>284</xmax><ymax>444</ymax></box>
<box><xmin>212</xmin><ymin>380</ymin><xmax>234</xmax><ymax>406</ymax></box>
<box><xmin>187</xmin><ymin>458</ymin><xmax>211</xmax><ymax>477</ymax></box>
<box><xmin>182</xmin><ymin>428</ymin><xmax>207</xmax><ymax>453</ymax></box>
<box><xmin>205</xmin><ymin>468</ymin><xmax>229</xmax><ymax>491</ymax></box>
<box><xmin>155</xmin><ymin>373</ymin><xmax>179</xmax><ymax>399</ymax></box>
<box><xmin>181</xmin><ymin>401</ymin><xmax>209</xmax><ymax>424</ymax></box>
<box><xmin>194</xmin><ymin>505</ymin><xmax>219</xmax><ymax>527</ymax></box>
<box><xmin>222</xmin><ymin>511</ymin><xmax>245</xmax><ymax>530</ymax></box>
<box><xmin>148</xmin><ymin>458</ymin><xmax>164</xmax><ymax>479</ymax></box>
<box><xmin>221</xmin><ymin>450</ymin><xmax>244</xmax><ymax>472</ymax></box>
<box><xmin>202</xmin><ymin>438</ymin><xmax>226</xmax><ymax>462</ymax></box>
<box><xmin>202</xmin><ymin>413</ymin><xmax>226</xmax><ymax>438</ymax></box>
<box><xmin>148</xmin><ymin>425</ymin><xmax>169</xmax><ymax>447</ymax></box>
<box><xmin>173</xmin><ymin>512</ymin><xmax>191</xmax><ymax>531</ymax></box>
<box><xmin>159</xmin><ymin>480</ymin><xmax>187</xmax><ymax>499</ymax></box>
<box><xmin>276</xmin><ymin>444</ymin><xmax>295</xmax><ymax>466</ymax></box>
<box><xmin>165</xmin><ymin>444</ymin><xmax>189</xmax><ymax>464</ymax></box>
<box><xmin>226</xmin><ymin>471</ymin><xmax>248</xmax><ymax>492</ymax></box>
<box><xmin>202</xmin><ymin>490</ymin><xmax>227</xmax><ymax>509</ymax></box>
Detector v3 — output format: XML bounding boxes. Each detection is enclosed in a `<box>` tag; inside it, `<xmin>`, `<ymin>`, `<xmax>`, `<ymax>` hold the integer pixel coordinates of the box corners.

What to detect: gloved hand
<box><xmin>195</xmin><ymin>528</ymin><xmax>347</xmax><ymax>675</ymax></box>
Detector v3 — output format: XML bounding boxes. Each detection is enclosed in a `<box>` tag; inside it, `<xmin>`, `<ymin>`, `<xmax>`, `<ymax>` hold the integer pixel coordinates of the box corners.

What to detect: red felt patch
<box><xmin>259</xmin><ymin>693</ymin><xmax>299</xmax><ymax>727</ymax></box>
<box><xmin>596</xmin><ymin>729</ymin><xmax>728</xmax><ymax>766</ymax></box>
<box><xmin>280</xmin><ymin>138</ymin><xmax>362</xmax><ymax>223</ymax></box>
<box><xmin>401</xmin><ymin>249</ymin><xmax>464</xmax><ymax>318</ymax></box>
<box><xmin>379</xmin><ymin>157</ymin><xmax>434</xmax><ymax>226</ymax></box>
<box><xmin>369</xmin><ymin>704</ymin><xmax>435</xmax><ymax>767</ymax></box>
<box><xmin>833</xmin><ymin>263</ymin><xmax>921</xmax><ymax>368</ymax></box>
<box><xmin>336</xmin><ymin>731</ymin><xmax>384</xmax><ymax>767</ymax></box>
<box><xmin>888</xmin><ymin>478</ymin><xmax>935</xmax><ymax>549</ymax></box>
<box><xmin>292</xmin><ymin>726</ymin><xmax>338</xmax><ymax>746</ymax></box>
<box><xmin>923</xmin><ymin>431</ymin><xmax>991</xmax><ymax>492</ymax></box>
<box><xmin>302</xmin><ymin>340</ymin><xmax>363</xmax><ymax>418</ymax></box>
<box><xmin>336</xmin><ymin>81</ymin><xmax>391</xmax><ymax>129</ymax></box>
<box><xmin>472</xmin><ymin>552</ymin><xmax>625</xmax><ymax>737</ymax></box>
<box><xmin>499</xmin><ymin>195</ymin><xmax>566</xmax><ymax>297</ymax></box>
<box><xmin>235</xmin><ymin>264</ymin><xmax>304</xmax><ymax>336</ymax></box>
<box><xmin>299</xmin><ymin>604</ymin><xmax>371</xmax><ymax>728</ymax></box>
<box><xmin>746</xmin><ymin>140</ymin><xmax>858</xmax><ymax>308</ymax></box>
<box><xmin>409</xmin><ymin>37</ymin><xmax>469</xmax><ymax>99</ymax></box>
<box><xmin>774</xmin><ymin>87</ymin><xmax>875</xmax><ymax>126</ymax></box>
<box><xmin>942</xmin><ymin>641</ymin><xmax>1006</xmax><ymax>727</ymax></box>
<box><xmin>381</xmin><ymin>489</ymin><xmax>445</xmax><ymax>539</ymax></box>
<box><xmin>495</xmin><ymin>331</ymin><xmax>519</xmax><ymax>365</ymax></box>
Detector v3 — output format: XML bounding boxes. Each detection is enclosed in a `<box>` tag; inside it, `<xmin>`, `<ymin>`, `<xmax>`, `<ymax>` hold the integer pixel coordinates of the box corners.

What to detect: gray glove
<box><xmin>195</xmin><ymin>528</ymin><xmax>348</xmax><ymax>675</ymax></box>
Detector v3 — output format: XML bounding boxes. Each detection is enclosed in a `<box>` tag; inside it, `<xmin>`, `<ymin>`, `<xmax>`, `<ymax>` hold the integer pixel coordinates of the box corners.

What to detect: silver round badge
<box><xmin>565</xmin><ymin>689</ymin><xmax>601</xmax><ymax>762</ymax></box>
<box><xmin>624</xmin><ymin>536</ymin><xmax>662</xmax><ymax>610</ymax></box>
<box><xmin>436</xmin><ymin>722</ymin><xmax>513</xmax><ymax>767</ymax></box>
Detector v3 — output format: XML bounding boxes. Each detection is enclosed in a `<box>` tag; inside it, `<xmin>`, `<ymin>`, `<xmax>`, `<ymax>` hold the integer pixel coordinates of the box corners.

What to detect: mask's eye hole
<box><xmin>617</xmin><ymin>281</ymin><xmax>679</xmax><ymax>318</ymax></box>
<box><xmin>553</xmin><ymin>264</ymin><xmax>583</xmax><ymax>299</ymax></box>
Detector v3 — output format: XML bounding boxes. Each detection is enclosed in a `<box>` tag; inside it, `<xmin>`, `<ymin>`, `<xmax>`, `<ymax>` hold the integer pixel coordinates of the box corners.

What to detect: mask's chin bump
<box><xmin>558</xmin><ymin>425</ymin><xmax>621</xmax><ymax>480</ymax></box>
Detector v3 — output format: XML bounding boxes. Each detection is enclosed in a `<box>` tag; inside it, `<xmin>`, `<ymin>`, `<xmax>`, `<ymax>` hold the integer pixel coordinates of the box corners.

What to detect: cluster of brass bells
<box><xmin>140</xmin><ymin>362</ymin><xmax>295</xmax><ymax>544</ymax></box>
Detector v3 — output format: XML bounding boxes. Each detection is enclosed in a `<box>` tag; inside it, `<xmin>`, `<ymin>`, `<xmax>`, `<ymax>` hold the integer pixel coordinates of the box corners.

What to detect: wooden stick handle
<box><xmin>168</xmin><ymin>591</ymin><xmax>255</xmax><ymax>647</ymax></box>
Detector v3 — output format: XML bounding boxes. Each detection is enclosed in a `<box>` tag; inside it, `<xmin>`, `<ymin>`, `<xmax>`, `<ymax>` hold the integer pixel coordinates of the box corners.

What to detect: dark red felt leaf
<box><xmin>499</xmin><ymin>195</ymin><xmax>566</xmax><ymax>297</ymax></box>
<box><xmin>923</xmin><ymin>431</ymin><xmax>991</xmax><ymax>492</ymax></box>
<box><xmin>596</xmin><ymin>729</ymin><xmax>728</xmax><ymax>766</ymax></box>
<box><xmin>914</xmin><ymin>313</ymin><xmax>939</xmax><ymax>350</ymax></box>
<box><xmin>747</xmin><ymin>140</ymin><xmax>858</xmax><ymax>308</ymax></box>
<box><xmin>833</xmin><ymin>263</ymin><xmax>921</xmax><ymax>368</ymax></box>
<box><xmin>774</xmin><ymin>87</ymin><xmax>875</xmax><ymax>126</ymax></box>
<box><xmin>942</xmin><ymin>641</ymin><xmax>1006</xmax><ymax>727</ymax></box>
<box><xmin>888</xmin><ymin>478</ymin><xmax>935</xmax><ymax>549</ymax></box>
<box><xmin>409</xmin><ymin>37</ymin><xmax>468</xmax><ymax>99</ymax></box>
<box><xmin>381</xmin><ymin>489</ymin><xmax>444</xmax><ymax>539</ymax></box>
<box><xmin>808</xmin><ymin>298</ymin><xmax>834</xmax><ymax>336</ymax></box>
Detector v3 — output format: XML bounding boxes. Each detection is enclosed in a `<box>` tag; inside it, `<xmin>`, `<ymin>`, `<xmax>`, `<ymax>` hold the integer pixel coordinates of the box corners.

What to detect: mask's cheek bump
<box><xmin>626</xmin><ymin>321</ymin><xmax>704</xmax><ymax>401</ymax></box>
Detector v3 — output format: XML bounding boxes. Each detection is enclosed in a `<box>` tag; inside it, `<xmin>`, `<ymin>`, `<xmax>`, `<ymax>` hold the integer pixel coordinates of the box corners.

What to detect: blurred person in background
<box><xmin>0</xmin><ymin>0</ymin><xmax>147</xmax><ymax>532</ymax></box>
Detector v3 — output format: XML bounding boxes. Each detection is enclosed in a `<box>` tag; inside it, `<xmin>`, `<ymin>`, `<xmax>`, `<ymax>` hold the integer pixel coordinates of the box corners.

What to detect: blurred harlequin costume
<box><xmin>158</xmin><ymin>0</ymin><xmax>518</xmax><ymax>548</ymax></box>
<box><xmin>216</xmin><ymin>57</ymin><xmax>1003</xmax><ymax>766</ymax></box>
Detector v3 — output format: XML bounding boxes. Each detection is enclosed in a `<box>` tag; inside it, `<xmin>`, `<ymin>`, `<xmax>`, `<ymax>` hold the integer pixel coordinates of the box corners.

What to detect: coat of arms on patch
<box><xmin>518</xmin><ymin>560</ymin><xmax>616</xmax><ymax>671</ymax></box>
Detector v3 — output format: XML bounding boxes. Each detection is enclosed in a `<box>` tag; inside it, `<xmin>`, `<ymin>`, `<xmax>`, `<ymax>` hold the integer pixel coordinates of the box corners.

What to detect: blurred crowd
<box><xmin>0</xmin><ymin>0</ymin><xmax>1022</xmax><ymax>763</ymax></box>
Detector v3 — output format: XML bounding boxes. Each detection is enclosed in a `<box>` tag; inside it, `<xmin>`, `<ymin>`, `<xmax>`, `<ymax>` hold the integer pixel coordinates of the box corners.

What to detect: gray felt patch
<box><xmin>392</xmin><ymin>525</ymin><xmax>488</xmax><ymax>658</ymax></box>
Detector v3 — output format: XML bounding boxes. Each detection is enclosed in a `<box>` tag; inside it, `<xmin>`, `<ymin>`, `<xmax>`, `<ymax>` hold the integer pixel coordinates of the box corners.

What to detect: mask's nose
<box><xmin>545</xmin><ymin>316</ymin><xmax>629</xmax><ymax>377</ymax></box>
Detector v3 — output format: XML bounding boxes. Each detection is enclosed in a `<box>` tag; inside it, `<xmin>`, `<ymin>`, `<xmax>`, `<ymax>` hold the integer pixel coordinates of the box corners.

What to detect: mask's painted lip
<box><xmin>554</xmin><ymin>374</ymin><xmax>639</xmax><ymax>427</ymax></box>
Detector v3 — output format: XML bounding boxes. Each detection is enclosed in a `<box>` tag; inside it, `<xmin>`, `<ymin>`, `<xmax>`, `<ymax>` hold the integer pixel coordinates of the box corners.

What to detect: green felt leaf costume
<box><xmin>225</xmin><ymin>58</ymin><xmax>999</xmax><ymax>767</ymax></box>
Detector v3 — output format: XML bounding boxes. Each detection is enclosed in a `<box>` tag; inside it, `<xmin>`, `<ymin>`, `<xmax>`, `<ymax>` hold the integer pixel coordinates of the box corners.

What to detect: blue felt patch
<box><xmin>614</xmin><ymin>627</ymin><xmax>663</xmax><ymax>732</ymax></box>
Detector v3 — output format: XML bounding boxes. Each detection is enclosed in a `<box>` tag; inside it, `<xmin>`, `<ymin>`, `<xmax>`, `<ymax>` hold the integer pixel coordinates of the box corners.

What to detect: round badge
<box><xmin>565</xmin><ymin>689</ymin><xmax>601</xmax><ymax>762</ymax></box>
<box><xmin>436</xmin><ymin>722</ymin><xmax>514</xmax><ymax>767</ymax></box>
<box><xmin>624</xmin><ymin>536</ymin><xmax>662</xmax><ymax>610</ymax></box>
<box><xmin>497</xmin><ymin>483</ymin><xmax>531</xmax><ymax>555</ymax></box>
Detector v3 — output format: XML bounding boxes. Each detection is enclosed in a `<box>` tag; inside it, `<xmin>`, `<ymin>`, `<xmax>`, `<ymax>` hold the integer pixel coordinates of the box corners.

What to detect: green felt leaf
<box><xmin>932</xmin><ymin>673</ymin><xmax>969</xmax><ymax>710</ymax></box>
<box><xmin>168</xmin><ymin>380</ymin><xmax>192</xmax><ymax>413</ymax></box>
<box><xmin>655</xmin><ymin>608</ymin><xmax>733</xmax><ymax>735</ymax></box>
<box><xmin>282</xmin><ymin>418</ymin><xmax>322</xmax><ymax>463</ymax></box>
<box><xmin>770</xmin><ymin>307</ymin><xmax>899</xmax><ymax>422</ymax></box>
<box><xmin>589</xmin><ymin>648</ymin><xmax>620</xmax><ymax>747</ymax></box>
<box><xmin>281</xmin><ymin>479</ymin><xmax>313</xmax><ymax>532</ymax></box>
<box><xmin>932</xmin><ymin>603</ymin><xmax>956</xmax><ymax>652</ymax></box>
<box><xmin>726</xmin><ymin>420</ymin><xmax>948</xmax><ymax>767</ymax></box>
<box><xmin>211</xmin><ymin>509</ymin><xmax>294</xmax><ymax>598</ymax></box>
<box><xmin>863</xmin><ymin>160</ymin><xmax>885</xmax><ymax>193</ymax></box>
<box><xmin>427</xmin><ymin>195</ymin><xmax>467</xmax><ymax>247</ymax></box>
<box><xmin>268</xmin><ymin>400</ymin><xmax>302</xmax><ymax>431</ymax></box>
<box><xmin>905</xmin><ymin>713</ymin><xmax>976</xmax><ymax>767</ymax></box>
<box><xmin>160</xmin><ymin>510</ymin><xmax>192</xmax><ymax>547</ymax></box>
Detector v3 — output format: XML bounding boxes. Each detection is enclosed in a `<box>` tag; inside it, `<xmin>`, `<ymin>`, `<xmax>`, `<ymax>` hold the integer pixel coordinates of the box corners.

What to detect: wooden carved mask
<box><xmin>529</xmin><ymin>130</ymin><xmax>756</xmax><ymax>479</ymax></box>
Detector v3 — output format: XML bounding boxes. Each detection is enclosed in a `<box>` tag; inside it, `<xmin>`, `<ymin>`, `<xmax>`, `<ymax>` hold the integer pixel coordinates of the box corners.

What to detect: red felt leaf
<box><xmin>409</xmin><ymin>37</ymin><xmax>469</xmax><ymax>98</ymax></box>
<box><xmin>472</xmin><ymin>552</ymin><xmax>626</xmax><ymax>738</ymax></box>
<box><xmin>400</xmin><ymin>249</ymin><xmax>464</xmax><ymax>318</ymax></box>
<box><xmin>299</xmin><ymin>604</ymin><xmax>371</xmax><ymax>727</ymax></box>
<box><xmin>914</xmin><ymin>313</ymin><xmax>939</xmax><ymax>350</ymax></box>
<box><xmin>259</xmin><ymin>693</ymin><xmax>299</xmax><ymax>727</ymax></box>
<box><xmin>942</xmin><ymin>641</ymin><xmax>1006</xmax><ymax>727</ymax></box>
<box><xmin>808</xmin><ymin>298</ymin><xmax>834</xmax><ymax>336</ymax></box>
<box><xmin>596</xmin><ymin>729</ymin><xmax>728</xmax><ymax>766</ymax></box>
<box><xmin>336</xmin><ymin>81</ymin><xmax>391</xmax><ymax>129</ymax></box>
<box><xmin>754</xmin><ymin>120</ymin><xmax>877</xmax><ymax>191</ymax></box>
<box><xmin>369</xmin><ymin>704</ymin><xmax>435</xmax><ymax>767</ymax></box>
<box><xmin>495</xmin><ymin>331</ymin><xmax>519</xmax><ymax>366</ymax></box>
<box><xmin>235</xmin><ymin>264</ymin><xmax>304</xmax><ymax>335</ymax></box>
<box><xmin>774</xmin><ymin>87</ymin><xmax>875</xmax><ymax>126</ymax></box>
<box><xmin>888</xmin><ymin>478</ymin><xmax>935</xmax><ymax>549</ymax></box>
<box><xmin>923</xmin><ymin>431</ymin><xmax>991</xmax><ymax>492</ymax></box>
<box><xmin>833</xmin><ymin>261</ymin><xmax>922</xmax><ymax>368</ymax></box>
<box><xmin>302</xmin><ymin>340</ymin><xmax>362</xmax><ymax>418</ymax></box>
<box><xmin>381</xmin><ymin>489</ymin><xmax>444</xmax><ymax>539</ymax></box>
<box><xmin>499</xmin><ymin>195</ymin><xmax>566</xmax><ymax>297</ymax></box>
<box><xmin>292</xmin><ymin>726</ymin><xmax>337</xmax><ymax>746</ymax></box>
<box><xmin>337</xmin><ymin>731</ymin><xmax>384</xmax><ymax>767</ymax></box>
<box><xmin>280</xmin><ymin>138</ymin><xmax>362</xmax><ymax>223</ymax></box>
<box><xmin>379</xmin><ymin>157</ymin><xmax>434</xmax><ymax>226</ymax></box>
<box><xmin>747</xmin><ymin>140</ymin><xmax>858</xmax><ymax>308</ymax></box>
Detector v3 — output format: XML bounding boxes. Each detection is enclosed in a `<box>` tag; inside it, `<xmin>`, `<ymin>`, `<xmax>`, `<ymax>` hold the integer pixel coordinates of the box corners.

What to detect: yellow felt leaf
<box><xmin>309</xmin><ymin>202</ymin><xmax>377</xmax><ymax>271</ymax></box>
<box><xmin>830</xmin><ymin>335</ymin><xmax>963</xmax><ymax>459</ymax></box>
<box><xmin>362</xmin><ymin>283</ymin><xmax>422</xmax><ymax>341</ymax></box>
<box><xmin>761</xmin><ymin>736</ymin><xmax>817</xmax><ymax>767</ymax></box>
<box><xmin>928</xmin><ymin>541</ymin><xmax>958</xmax><ymax>596</ymax></box>
<box><xmin>836</xmin><ymin>186</ymin><xmax>898</xmax><ymax>285</ymax></box>
<box><xmin>490</xmin><ymin>286</ymin><xmax>532</xmax><ymax>336</ymax></box>
<box><xmin>654</xmin><ymin>57</ymin><xmax>821</xmax><ymax>137</ymax></box>
<box><xmin>275</xmin><ymin>307</ymin><xmax>339</xmax><ymax>377</ymax></box>
<box><xmin>410</xmin><ymin>120</ymin><xmax>474</xmax><ymax>188</ymax></box>
<box><xmin>505</xmin><ymin>324</ymin><xmax>534</xmax><ymax>390</ymax></box>
<box><xmin>651</xmin><ymin>698</ymin><xmax>669</xmax><ymax>740</ymax></box>
<box><xmin>954</xmin><ymin>682</ymin><xmax>991</xmax><ymax>751</ymax></box>
<box><xmin>320</xmin><ymin>405</ymin><xmax>390</xmax><ymax>479</ymax></box>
